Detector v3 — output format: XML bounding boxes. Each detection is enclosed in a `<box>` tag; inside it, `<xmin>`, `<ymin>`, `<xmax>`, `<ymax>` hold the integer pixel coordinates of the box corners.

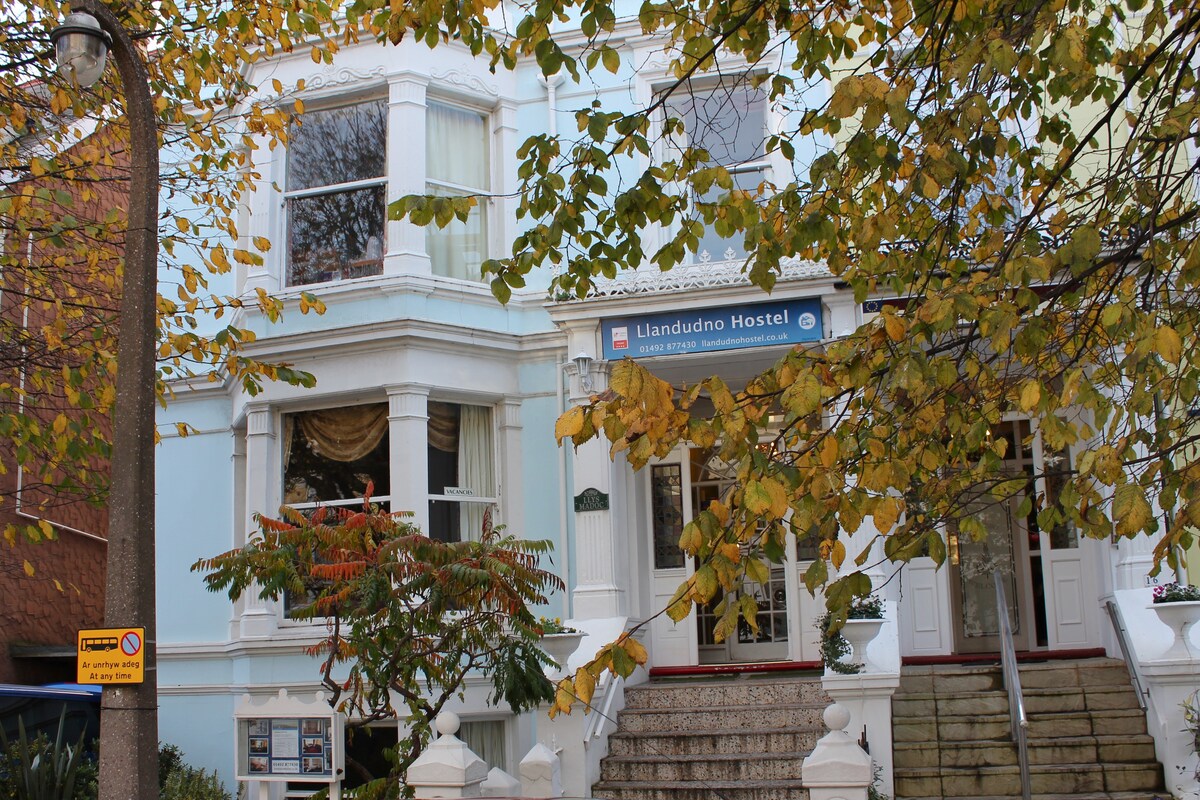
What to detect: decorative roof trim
<box><xmin>294</xmin><ymin>65</ymin><xmax>387</xmax><ymax>94</ymax></box>
<box><xmin>560</xmin><ymin>256</ymin><xmax>831</xmax><ymax>300</ymax></box>
<box><xmin>429</xmin><ymin>69</ymin><xmax>500</xmax><ymax>98</ymax></box>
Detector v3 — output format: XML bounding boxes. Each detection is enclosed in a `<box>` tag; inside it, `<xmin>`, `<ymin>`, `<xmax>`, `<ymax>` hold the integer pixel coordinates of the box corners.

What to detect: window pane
<box><xmin>287</xmin><ymin>186</ymin><xmax>385</xmax><ymax>286</ymax></box>
<box><xmin>428</xmin><ymin>402</ymin><xmax>495</xmax><ymax>542</ymax></box>
<box><xmin>426</xmin><ymin>101</ymin><xmax>489</xmax><ymax>280</ymax></box>
<box><xmin>427</xmin><ymin>101</ymin><xmax>489</xmax><ymax>190</ymax></box>
<box><xmin>426</xmin><ymin>197</ymin><xmax>487</xmax><ymax>281</ymax></box>
<box><xmin>283</xmin><ymin>406</ymin><xmax>390</xmax><ymax>504</ymax></box>
<box><xmin>458</xmin><ymin>721</ymin><xmax>505</xmax><ymax>774</ymax></box>
<box><xmin>1043</xmin><ymin>444</ymin><xmax>1078</xmax><ymax>549</ymax></box>
<box><xmin>651</xmin><ymin>464</ymin><xmax>684</xmax><ymax>569</ymax></box>
<box><xmin>287</xmin><ymin>100</ymin><xmax>387</xmax><ymax>192</ymax></box>
<box><xmin>693</xmin><ymin>167</ymin><xmax>764</xmax><ymax>263</ymax></box>
<box><xmin>667</xmin><ymin>82</ymin><xmax>766</xmax><ymax>166</ymax></box>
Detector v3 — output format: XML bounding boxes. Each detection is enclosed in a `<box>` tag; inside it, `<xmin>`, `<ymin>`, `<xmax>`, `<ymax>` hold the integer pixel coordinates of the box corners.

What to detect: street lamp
<box><xmin>51</xmin><ymin>5</ymin><xmax>159</xmax><ymax>800</ymax></box>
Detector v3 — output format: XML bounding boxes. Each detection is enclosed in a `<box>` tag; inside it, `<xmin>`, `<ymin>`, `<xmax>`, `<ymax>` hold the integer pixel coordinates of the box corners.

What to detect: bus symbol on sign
<box><xmin>80</xmin><ymin>636</ymin><xmax>118</xmax><ymax>652</ymax></box>
<box><xmin>77</xmin><ymin>627</ymin><xmax>145</xmax><ymax>685</ymax></box>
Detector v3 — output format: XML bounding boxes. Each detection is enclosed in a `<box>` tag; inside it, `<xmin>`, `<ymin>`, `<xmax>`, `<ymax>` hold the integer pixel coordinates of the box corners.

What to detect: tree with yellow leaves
<box><xmin>381</xmin><ymin>0</ymin><xmax>1200</xmax><ymax>706</ymax></box>
<box><xmin>1</xmin><ymin>0</ymin><xmax>337</xmax><ymax>549</ymax></box>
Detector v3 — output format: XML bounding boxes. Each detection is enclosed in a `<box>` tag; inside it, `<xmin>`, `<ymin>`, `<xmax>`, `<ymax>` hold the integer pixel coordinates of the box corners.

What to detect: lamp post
<box><xmin>50</xmin><ymin>5</ymin><xmax>159</xmax><ymax>800</ymax></box>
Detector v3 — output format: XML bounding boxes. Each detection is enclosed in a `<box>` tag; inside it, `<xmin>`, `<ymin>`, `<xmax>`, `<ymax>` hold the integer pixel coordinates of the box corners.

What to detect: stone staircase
<box><xmin>592</xmin><ymin>674</ymin><xmax>827</xmax><ymax>800</ymax></box>
<box><xmin>892</xmin><ymin>657</ymin><xmax>1166</xmax><ymax>800</ymax></box>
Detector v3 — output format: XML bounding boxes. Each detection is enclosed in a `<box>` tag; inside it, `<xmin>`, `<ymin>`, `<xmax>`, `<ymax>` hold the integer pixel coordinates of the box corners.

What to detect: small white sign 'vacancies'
<box><xmin>443</xmin><ymin>487</ymin><xmax>476</xmax><ymax>497</ymax></box>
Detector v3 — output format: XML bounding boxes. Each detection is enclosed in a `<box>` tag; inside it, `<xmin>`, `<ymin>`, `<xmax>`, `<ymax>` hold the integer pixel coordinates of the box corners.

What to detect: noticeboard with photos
<box><xmin>236</xmin><ymin>715</ymin><xmax>343</xmax><ymax>783</ymax></box>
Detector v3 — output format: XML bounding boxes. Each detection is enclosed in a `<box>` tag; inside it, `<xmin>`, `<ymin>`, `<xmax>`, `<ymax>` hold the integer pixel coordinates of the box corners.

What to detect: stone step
<box><xmin>894</xmin><ymin>708</ymin><xmax>1153</xmax><ymax>742</ymax></box>
<box><xmin>607</xmin><ymin>726</ymin><xmax>822</xmax><ymax>757</ymax></box>
<box><xmin>893</xmin><ymin>685</ymin><xmax>1143</xmax><ymax>717</ymax></box>
<box><xmin>615</xmin><ymin>702</ymin><xmax>826</xmax><ymax>733</ymax></box>
<box><xmin>623</xmin><ymin>677</ymin><xmax>827</xmax><ymax>709</ymax></box>
<box><xmin>899</xmin><ymin>794</ymin><xmax>1166</xmax><ymax>800</ymax></box>
<box><xmin>592</xmin><ymin>779</ymin><xmax>808</xmax><ymax>800</ymax></box>
<box><xmin>599</xmin><ymin>750</ymin><xmax>807</xmax><ymax>783</ymax></box>
<box><xmin>894</xmin><ymin>762</ymin><xmax>1164</xmax><ymax>797</ymax></box>
<box><xmin>894</xmin><ymin>734</ymin><xmax>1159</xmax><ymax>769</ymax></box>
<box><xmin>897</xmin><ymin>658</ymin><xmax>1134</xmax><ymax>695</ymax></box>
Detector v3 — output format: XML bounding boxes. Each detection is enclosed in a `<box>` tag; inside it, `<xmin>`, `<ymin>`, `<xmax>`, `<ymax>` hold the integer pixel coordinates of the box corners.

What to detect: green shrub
<box><xmin>0</xmin><ymin>711</ymin><xmax>91</xmax><ymax>800</ymax></box>
<box><xmin>158</xmin><ymin>745</ymin><xmax>230</xmax><ymax>800</ymax></box>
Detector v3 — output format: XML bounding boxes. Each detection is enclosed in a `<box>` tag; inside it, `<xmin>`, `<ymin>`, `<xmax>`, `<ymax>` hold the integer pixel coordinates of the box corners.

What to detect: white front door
<box><xmin>1034</xmin><ymin>427</ymin><xmax>1097</xmax><ymax>650</ymax></box>
<box><xmin>943</xmin><ymin>419</ymin><xmax>1101</xmax><ymax>655</ymax></box>
<box><xmin>647</xmin><ymin>448</ymin><xmax>821</xmax><ymax>666</ymax></box>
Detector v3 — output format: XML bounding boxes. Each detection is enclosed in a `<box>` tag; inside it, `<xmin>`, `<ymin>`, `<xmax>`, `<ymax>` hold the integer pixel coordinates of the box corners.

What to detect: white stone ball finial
<box><xmin>823</xmin><ymin>702</ymin><xmax>851</xmax><ymax>732</ymax></box>
<box><xmin>435</xmin><ymin>711</ymin><xmax>460</xmax><ymax>737</ymax></box>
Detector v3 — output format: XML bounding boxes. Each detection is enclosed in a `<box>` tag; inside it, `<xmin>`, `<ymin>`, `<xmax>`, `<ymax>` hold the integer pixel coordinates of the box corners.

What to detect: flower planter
<box><xmin>840</xmin><ymin>618</ymin><xmax>884</xmax><ymax>671</ymax></box>
<box><xmin>540</xmin><ymin>632</ymin><xmax>584</xmax><ymax>674</ymax></box>
<box><xmin>1149</xmin><ymin>600</ymin><xmax>1200</xmax><ymax>660</ymax></box>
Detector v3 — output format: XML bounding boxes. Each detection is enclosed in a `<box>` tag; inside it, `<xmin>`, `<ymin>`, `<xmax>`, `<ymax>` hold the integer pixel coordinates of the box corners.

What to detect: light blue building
<box><xmin>153</xmin><ymin>18</ymin><xmax>1193</xmax><ymax>800</ymax></box>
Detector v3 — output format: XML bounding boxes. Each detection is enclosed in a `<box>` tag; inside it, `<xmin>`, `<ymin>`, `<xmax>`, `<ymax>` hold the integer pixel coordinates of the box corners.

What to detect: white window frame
<box><xmin>282</xmin><ymin>95</ymin><xmax>388</xmax><ymax>287</ymax></box>
<box><xmin>425</xmin><ymin>399</ymin><xmax>500</xmax><ymax>542</ymax></box>
<box><xmin>424</xmin><ymin>96</ymin><xmax>494</xmax><ymax>282</ymax></box>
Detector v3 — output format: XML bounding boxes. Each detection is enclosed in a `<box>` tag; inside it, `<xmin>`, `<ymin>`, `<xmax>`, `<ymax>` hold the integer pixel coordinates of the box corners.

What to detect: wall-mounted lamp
<box><xmin>573</xmin><ymin>351</ymin><xmax>594</xmax><ymax>393</ymax></box>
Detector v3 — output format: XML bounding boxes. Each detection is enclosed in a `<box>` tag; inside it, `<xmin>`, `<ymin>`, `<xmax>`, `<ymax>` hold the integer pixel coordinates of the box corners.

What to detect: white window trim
<box><xmin>281</xmin><ymin>95</ymin><xmax>389</xmax><ymax>288</ymax></box>
<box><xmin>424</xmin><ymin>96</ymin><xmax>496</xmax><ymax>283</ymax></box>
<box><xmin>425</xmin><ymin>399</ymin><xmax>502</xmax><ymax>539</ymax></box>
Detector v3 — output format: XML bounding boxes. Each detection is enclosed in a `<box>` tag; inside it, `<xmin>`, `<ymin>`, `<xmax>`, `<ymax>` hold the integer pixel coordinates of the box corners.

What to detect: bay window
<box><xmin>285</xmin><ymin>99</ymin><xmax>387</xmax><ymax>286</ymax></box>
<box><xmin>426</xmin><ymin>100</ymin><xmax>490</xmax><ymax>281</ymax></box>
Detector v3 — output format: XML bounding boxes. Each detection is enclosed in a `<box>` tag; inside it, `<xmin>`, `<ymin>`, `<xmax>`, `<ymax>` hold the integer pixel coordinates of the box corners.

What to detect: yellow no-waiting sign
<box><xmin>77</xmin><ymin>627</ymin><xmax>145</xmax><ymax>684</ymax></box>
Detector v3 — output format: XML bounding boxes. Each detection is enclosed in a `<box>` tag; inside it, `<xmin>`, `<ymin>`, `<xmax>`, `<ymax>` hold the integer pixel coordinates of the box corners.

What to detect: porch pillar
<box><xmin>1114</xmin><ymin>532</ymin><xmax>1159</xmax><ymax>592</ymax></box>
<box><xmin>802</xmin><ymin>703</ymin><xmax>873</xmax><ymax>800</ymax></box>
<box><xmin>567</xmin><ymin>354</ymin><xmax>625</xmax><ymax>618</ymax></box>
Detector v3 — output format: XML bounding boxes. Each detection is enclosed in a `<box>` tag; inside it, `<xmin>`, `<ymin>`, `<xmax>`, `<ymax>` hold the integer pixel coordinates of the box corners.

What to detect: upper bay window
<box><xmin>426</xmin><ymin>100</ymin><xmax>490</xmax><ymax>281</ymax></box>
<box><xmin>665</xmin><ymin>80</ymin><xmax>768</xmax><ymax>264</ymax></box>
<box><xmin>285</xmin><ymin>99</ymin><xmax>387</xmax><ymax>287</ymax></box>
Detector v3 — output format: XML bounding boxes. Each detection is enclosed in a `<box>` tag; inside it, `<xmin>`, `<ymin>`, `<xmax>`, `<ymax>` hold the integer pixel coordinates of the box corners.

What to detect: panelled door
<box><xmin>946</xmin><ymin>419</ymin><xmax>1096</xmax><ymax>654</ymax></box>
<box><xmin>648</xmin><ymin>447</ymin><xmax>794</xmax><ymax>665</ymax></box>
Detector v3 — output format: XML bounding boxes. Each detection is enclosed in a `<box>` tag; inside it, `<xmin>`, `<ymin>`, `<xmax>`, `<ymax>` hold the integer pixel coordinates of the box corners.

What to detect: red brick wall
<box><xmin>0</xmin><ymin>128</ymin><xmax>125</xmax><ymax>685</ymax></box>
<box><xmin>0</xmin><ymin>522</ymin><xmax>106</xmax><ymax>684</ymax></box>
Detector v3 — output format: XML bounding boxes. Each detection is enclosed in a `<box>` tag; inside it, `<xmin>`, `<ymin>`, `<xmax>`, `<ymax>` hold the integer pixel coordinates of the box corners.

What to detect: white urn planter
<box><xmin>540</xmin><ymin>632</ymin><xmax>584</xmax><ymax>674</ymax></box>
<box><xmin>1148</xmin><ymin>601</ymin><xmax>1200</xmax><ymax>660</ymax></box>
<box><xmin>840</xmin><ymin>618</ymin><xmax>884</xmax><ymax>671</ymax></box>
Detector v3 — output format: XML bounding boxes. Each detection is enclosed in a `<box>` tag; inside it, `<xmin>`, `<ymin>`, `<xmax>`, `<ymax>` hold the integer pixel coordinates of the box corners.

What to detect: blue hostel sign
<box><xmin>601</xmin><ymin>298</ymin><xmax>823</xmax><ymax>360</ymax></box>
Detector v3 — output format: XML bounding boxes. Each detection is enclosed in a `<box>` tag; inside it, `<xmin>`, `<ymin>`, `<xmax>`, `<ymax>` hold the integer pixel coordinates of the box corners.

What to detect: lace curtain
<box><xmin>426</xmin><ymin>101</ymin><xmax>489</xmax><ymax>281</ymax></box>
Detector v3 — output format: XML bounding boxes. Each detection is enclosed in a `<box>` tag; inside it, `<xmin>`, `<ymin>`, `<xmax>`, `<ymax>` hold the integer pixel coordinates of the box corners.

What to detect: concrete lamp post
<box><xmin>50</xmin><ymin>6</ymin><xmax>160</xmax><ymax>800</ymax></box>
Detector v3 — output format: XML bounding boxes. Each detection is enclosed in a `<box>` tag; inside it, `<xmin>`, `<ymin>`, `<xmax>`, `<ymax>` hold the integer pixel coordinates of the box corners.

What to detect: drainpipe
<box><xmin>557</xmin><ymin>352</ymin><xmax>573</xmax><ymax>619</ymax></box>
<box><xmin>538</xmin><ymin>73</ymin><xmax>564</xmax><ymax>137</ymax></box>
<box><xmin>14</xmin><ymin>233</ymin><xmax>31</xmax><ymax>517</ymax></box>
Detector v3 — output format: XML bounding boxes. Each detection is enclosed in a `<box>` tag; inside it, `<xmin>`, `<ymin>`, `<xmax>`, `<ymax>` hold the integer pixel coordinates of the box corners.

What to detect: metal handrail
<box><xmin>994</xmin><ymin>569</ymin><xmax>1031</xmax><ymax>800</ymax></box>
<box><xmin>1104</xmin><ymin>599</ymin><xmax>1149</xmax><ymax>711</ymax></box>
<box><xmin>584</xmin><ymin>673</ymin><xmax>624</xmax><ymax>744</ymax></box>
